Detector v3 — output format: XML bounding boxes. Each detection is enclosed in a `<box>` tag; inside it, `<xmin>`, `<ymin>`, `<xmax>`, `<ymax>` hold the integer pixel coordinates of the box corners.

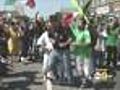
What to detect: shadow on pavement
<box><xmin>93</xmin><ymin>81</ymin><xmax>116</xmax><ymax>90</ymax></box>
<box><xmin>0</xmin><ymin>71</ymin><xmax>43</xmax><ymax>90</ymax></box>
<box><xmin>116</xmin><ymin>66</ymin><xmax>120</xmax><ymax>71</ymax></box>
<box><xmin>52</xmin><ymin>76</ymin><xmax>116</xmax><ymax>90</ymax></box>
<box><xmin>52</xmin><ymin>77</ymin><xmax>83</xmax><ymax>88</ymax></box>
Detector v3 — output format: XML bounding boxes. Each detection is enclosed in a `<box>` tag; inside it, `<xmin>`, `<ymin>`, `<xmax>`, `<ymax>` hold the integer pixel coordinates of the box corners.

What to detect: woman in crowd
<box><xmin>7</xmin><ymin>19</ymin><xmax>23</xmax><ymax>61</ymax></box>
<box><xmin>92</xmin><ymin>22</ymin><xmax>107</xmax><ymax>69</ymax></box>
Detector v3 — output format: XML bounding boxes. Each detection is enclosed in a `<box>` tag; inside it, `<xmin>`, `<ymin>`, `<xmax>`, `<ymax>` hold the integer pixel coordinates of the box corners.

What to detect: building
<box><xmin>78</xmin><ymin>0</ymin><xmax>120</xmax><ymax>16</ymax></box>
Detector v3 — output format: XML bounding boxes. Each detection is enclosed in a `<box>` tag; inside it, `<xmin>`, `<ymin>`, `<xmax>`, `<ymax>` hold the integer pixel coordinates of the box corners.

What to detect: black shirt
<box><xmin>48</xmin><ymin>26</ymin><xmax>70</xmax><ymax>49</ymax></box>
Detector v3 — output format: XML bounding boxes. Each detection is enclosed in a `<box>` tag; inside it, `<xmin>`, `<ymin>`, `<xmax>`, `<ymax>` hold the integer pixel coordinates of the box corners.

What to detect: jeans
<box><xmin>92</xmin><ymin>50</ymin><xmax>105</xmax><ymax>69</ymax></box>
<box><xmin>48</xmin><ymin>49</ymin><xmax>72</xmax><ymax>81</ymax></box>
<box><xmin>21</xmin><ymin>41</ymin><xmax>29</xmax><ymax>57</ymax></box>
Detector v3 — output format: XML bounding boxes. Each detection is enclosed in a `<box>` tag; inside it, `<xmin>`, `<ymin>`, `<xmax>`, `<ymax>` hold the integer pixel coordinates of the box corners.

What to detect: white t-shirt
<box><xmin>94</xmin><ymin>29</ymin><xmax>107</xmax><ymax>52</ymax></box>
<box><xmin>37</xmin><ymin>31</ymin><xmax>53</xmax><ymax>50</ymax></box>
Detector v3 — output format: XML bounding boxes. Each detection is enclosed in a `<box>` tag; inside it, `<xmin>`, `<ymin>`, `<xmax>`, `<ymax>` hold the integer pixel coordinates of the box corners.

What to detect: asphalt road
<box><xmin>0</xmin><ymin>61</ymin><xmax>120</xmax><ymax>90</ymax></box>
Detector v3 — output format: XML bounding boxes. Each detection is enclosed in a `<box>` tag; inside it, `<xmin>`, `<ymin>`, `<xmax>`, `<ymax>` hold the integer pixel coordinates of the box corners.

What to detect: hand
<box><xmin>59</xmin><ymin>43</ymin><xmax>65</xmax><ymax>47</ymax></box>
<box><xmin>118</xmin><ymin>35</ymin><xmax>120</xmax><ymax>39</ymax></box>
<box><xmin>71</xmin><ymin>42</ymin><xmax>86</xmax><ymax>46</ymax></box>
<box><xmin>71</xmin><ymin>42</ymin><xmax>79</xmax><ymax>46</ymax></box>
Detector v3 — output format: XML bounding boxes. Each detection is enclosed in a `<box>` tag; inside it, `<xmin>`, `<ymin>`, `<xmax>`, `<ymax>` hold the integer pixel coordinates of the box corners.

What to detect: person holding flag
<box><xmin>70</xmin><ymin>18</ymin><xmax>92</xmax><ymax>86</ymax></box>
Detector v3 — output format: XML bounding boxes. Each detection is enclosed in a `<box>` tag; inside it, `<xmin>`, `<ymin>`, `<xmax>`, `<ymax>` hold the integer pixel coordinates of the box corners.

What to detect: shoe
<box><xmin>46</xmin><ymin>71</ymin><xmax>55</xmax><ymax>80</ymax></box>
<box><xmin>20</xmin><ymin>57</ymin><xmax>30</xmax><ymax>63</ymax></box>
<box><xmin>1</xmin><ymin>58</ymin><xmax>7</xmax><ymax>63</ymax></box>
<box><xmin>0</xmin><ymin>58</ymin><xmax>11</xmax><ymax>64</ymax></box>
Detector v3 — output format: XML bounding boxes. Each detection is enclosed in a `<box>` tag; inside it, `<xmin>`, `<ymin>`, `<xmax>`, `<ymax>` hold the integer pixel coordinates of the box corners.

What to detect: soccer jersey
<box><xmin>70</xmin><ymin>24</ymin><xmax>91</xmax><ymax>59</ymax></box>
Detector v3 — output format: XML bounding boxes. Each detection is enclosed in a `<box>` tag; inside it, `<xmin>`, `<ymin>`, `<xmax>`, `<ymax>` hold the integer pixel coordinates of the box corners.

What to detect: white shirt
<box><xmin>37</xmin><ymin>31</ymin><xmax>53</xmax><ymax>50</ymax></box>
<box><xmin>94</xmin><ymin>29</ymin><xmax>107</xmax><ymax>52</ymax></box>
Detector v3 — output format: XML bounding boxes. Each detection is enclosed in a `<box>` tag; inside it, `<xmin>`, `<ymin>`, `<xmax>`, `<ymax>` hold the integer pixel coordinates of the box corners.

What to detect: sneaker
<box><xmin>20</xmin><ymin>57</ymin><xmax>30</xmax><ymax>63</ymax></box>
<box><xmin>0</xmin><ymin>58</ymin><xmax>11</xmax><ymax>64</ymax></box>
<box><xmin>1</xmin><ymin>58</ymin><xmax>7</xmax><ymax>63</ymax></box>
<box><xmin>46</xmin><ymin>71</ymin><xmax>55</xmax><ymax>80</ymax></box>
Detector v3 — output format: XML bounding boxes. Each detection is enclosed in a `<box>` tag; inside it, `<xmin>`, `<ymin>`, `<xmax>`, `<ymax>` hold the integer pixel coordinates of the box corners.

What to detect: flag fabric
<box><xmin>71</xmin><ymin>0</ymin><xmax>89</xmax><ymax>23</ymax></box>
<box><xmin>5</xmin><ymin>0</ymin><xmax>16</xmax><ymax>5</ymax></box>
<box><xmin>62</xmin><ymin>12</ymin><xmax>79</xmax><ymax>27</ymax></box>
<box><xmin>26</xmin><ymin>0</ymin><xmax>36</xmax><ymax>8</ymax></box>
<box><xmin>62</xmin><ymin>13</ymin><xmax>73</xmax><ymax>27</ymax></box>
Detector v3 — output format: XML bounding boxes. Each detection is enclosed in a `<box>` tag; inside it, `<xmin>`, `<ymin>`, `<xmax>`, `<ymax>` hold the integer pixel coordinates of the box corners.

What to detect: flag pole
<box><xmin>76</xmin><ymin>0</ymin><xmax>89</xmax><ymax>24</ymax></box>
<box><xmin>77</xmin><ymin>0</ymin><xmax>80</xmax><ymax>5</ymax></box>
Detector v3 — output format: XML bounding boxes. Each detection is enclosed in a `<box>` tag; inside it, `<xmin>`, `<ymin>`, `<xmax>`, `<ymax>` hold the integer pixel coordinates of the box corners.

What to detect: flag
<box><xmin>26</xmin><ymin>0</ymin><xmax>36</xmax><ymax>8</ymax></box>
<box><xmin>62</xmin><ymin>12</ymin><xmax>79</xmax><ymax>27</ymax></box>
<box><xmin>71</xmin><ymin>0</ymin><xmax>89</xmax><ymax>23</ymax></box>
<box><xmin>5</xmin><ymin>0</ymin><xmax>16</xmax><ymax>5</ymax></box>
<box><xmin>62</xmin><ymin>13</ymin><xmax>73</xmax><ymax>27</ymax></box>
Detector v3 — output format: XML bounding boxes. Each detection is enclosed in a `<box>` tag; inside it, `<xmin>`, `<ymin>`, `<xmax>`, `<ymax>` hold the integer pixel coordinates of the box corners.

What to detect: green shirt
<box><xmin>106</xmin><ymin>29</ymin><xmax>118</xmax><ymax>47</ymax></box>
<box><xmin>70</xmin><ymin>24</ymin><xmax>91</xmax><ymax>59</ymax></box>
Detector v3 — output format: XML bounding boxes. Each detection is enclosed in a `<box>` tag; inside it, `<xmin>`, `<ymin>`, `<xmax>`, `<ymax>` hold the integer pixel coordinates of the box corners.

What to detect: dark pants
<box><xmin>0</xmin><ymin>41</ymin><xmax>8</xmax><ymax>58</ymax></box>
<box><xmin>21</xmin><ymin>40</ymin><xmax>29</xmax><ymax>57</ymax></box>
<box><xmin>92</xmin><ymin>50</ymin><xmax>105</xmax><ymax>69</ymax></box>
<box><xmin>106</xmin><ymin>46</ymin><xmax>117</xmax><ymax>67</ymax></box>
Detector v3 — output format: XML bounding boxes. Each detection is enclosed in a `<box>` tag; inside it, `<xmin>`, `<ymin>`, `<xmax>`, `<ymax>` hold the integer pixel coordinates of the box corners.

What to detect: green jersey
<box><xmin>106</xmin><ymin>28</ymin><xmax>119</xmax><ymax>47</ymax></box>
<box><xmin>70</xmin><ymin>24</ymin><xmax>91</xmax><ymax>59</ymax></box>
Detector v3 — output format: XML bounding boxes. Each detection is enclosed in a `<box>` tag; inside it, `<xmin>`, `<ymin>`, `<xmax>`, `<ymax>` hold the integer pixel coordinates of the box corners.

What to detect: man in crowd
<box><xmin>20</xmin><ymin>20</ymin><xmax>31</xmax><ymax>62</ymax></box>
<box><xmin>47</xmin><ymin>16</ymin><xmax>72</xmax><ymax>83</ymax></box>
<box><xmin>106</xmin><ymin>18</ymin><xmax>119</xmax><ymax>68</ymax></box>
<box><xmin>70</xmin><ymin>19</ymin><xmax>92</xmax><ymax>86</ymax></box>
<box><xmin>92</xmin><ymin>22</ymin><xmax>107</xmax><ymax>69</ymax></box>
<box><xmin>37</xmin><ymin>20</ymin><xmax>54</xmax><ymax>81</ymax></box>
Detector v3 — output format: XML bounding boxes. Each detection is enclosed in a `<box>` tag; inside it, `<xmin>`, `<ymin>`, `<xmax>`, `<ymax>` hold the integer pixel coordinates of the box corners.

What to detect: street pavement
<box><xmin>0</xmin><ymin>61</ymin><xmax>120</xmax><ymax>90</ymax></box>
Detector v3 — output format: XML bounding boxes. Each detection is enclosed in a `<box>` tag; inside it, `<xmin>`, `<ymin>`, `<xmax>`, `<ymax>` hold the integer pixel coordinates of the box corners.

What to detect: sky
<box><xmin>0</xmin><ymin>0</ymin><xmax>72</xmax><ymax>18</ymax></box>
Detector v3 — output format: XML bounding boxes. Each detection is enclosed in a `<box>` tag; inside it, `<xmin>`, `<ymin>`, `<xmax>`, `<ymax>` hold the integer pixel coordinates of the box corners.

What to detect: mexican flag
<box><xmin>26</xmin><ymin>0</ymin><xmax>36</xmax><ymax>8</ymax></box>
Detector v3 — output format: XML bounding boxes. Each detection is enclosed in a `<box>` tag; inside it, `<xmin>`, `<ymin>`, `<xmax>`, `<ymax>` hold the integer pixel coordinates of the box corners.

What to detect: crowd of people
<box><xmin>0</xmin><ymin>13</ymin><xmax>44</xmax><ymax>62</ymax></box>
<box><xmin>0</xmin><ymin>12</ymin><xmax>120</xmax><ymax>86</ymax></box>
